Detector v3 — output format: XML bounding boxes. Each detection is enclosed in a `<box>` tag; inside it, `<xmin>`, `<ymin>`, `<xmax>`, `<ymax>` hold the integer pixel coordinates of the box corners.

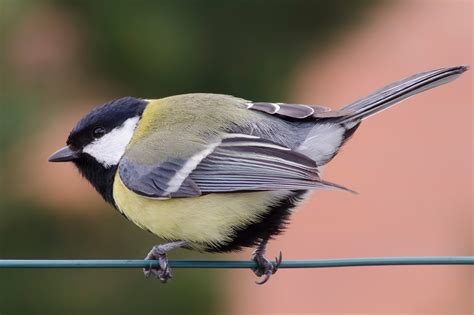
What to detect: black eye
<box><xmin>92</xmin><ymin>127</ymin><xmax>106</xmax><ymax>139</ymax></box>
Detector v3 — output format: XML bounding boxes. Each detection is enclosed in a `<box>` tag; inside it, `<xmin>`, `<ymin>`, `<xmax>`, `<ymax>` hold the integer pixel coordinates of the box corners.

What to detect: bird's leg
<box><xmin>143</xmin><ymin>241</ymin><xmax>187</xmax><ymax>283</ymax></box>
<box><xmin>251</xmin><ymin>238</ymin><xmax>283</xmax><ymax>285</ymax></box>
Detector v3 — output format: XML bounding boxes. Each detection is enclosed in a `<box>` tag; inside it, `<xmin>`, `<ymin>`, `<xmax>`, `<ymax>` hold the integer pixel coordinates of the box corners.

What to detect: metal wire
<box><xmin>1</xmin><ymin>256</ymin><xmax>473</xmax><ymax>269</ymax></box>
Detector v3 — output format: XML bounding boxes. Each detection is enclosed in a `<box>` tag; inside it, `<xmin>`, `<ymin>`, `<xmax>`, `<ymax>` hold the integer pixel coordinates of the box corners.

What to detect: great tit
<box><xmin>49</xmin><ymin>66</ymin><xmax>467</xmax><ymax>284</ymax></box>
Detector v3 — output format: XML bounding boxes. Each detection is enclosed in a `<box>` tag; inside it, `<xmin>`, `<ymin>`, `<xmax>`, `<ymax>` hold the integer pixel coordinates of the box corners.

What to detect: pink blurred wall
<box><xmin>228</xmin><ymin>1</ymin><xmax>473</xmax><ymax>314</ymax></box>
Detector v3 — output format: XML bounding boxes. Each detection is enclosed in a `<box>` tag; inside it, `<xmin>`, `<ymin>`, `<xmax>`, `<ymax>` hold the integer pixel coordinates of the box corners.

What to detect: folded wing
<box><xmin>118</xmin><ymin>134</ymin><xmax>352</xmax><ymax>199</ymax></box>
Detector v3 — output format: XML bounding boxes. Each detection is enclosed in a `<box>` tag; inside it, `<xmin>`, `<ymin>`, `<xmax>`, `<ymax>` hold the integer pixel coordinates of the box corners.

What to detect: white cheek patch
<box><xmin>83</xmin><ymin>116</ymin><xmax>140</xmax><ymax>168</ymax></box>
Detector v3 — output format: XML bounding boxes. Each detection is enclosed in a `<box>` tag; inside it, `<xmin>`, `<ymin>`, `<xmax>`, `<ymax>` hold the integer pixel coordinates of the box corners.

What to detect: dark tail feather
<box><xmin>334</xmin><ymin>65</ymin><xmax>468</xmax><ymax>123</ymax></box>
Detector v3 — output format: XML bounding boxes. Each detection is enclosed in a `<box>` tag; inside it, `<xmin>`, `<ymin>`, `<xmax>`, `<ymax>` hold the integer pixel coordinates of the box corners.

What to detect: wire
<box><xmin>1</xmin><ymin>256</ymin><xmax>473</xmax><ymax>269</ymax></box>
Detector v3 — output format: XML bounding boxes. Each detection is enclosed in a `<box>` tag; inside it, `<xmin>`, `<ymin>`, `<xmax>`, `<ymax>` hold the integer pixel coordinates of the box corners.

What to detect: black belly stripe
<box><xmin>206</xmin><ymin>190</ymin><xmax>308</xmax><ymax>253</ymax></box>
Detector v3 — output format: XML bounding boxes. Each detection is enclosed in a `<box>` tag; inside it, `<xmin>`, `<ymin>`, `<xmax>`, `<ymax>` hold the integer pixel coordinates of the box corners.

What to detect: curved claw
<box><xmin>273</xmin><ymin>251</ymin><xmax>283</xmax><ymax>274</ymax></box>
<box><xmin>255</xmin><ymin>271</ymin><xmax>272</xmax><ymax>285</ymax></box>
<box><xmin>143</xmin><ymin>268</ymin><xmax>151</xmax><ymax>278</ymax></box>
<box><xmin>252</xmin><ymin>250</ymin><xmax>283</xmax><ymax>285</ymax></box>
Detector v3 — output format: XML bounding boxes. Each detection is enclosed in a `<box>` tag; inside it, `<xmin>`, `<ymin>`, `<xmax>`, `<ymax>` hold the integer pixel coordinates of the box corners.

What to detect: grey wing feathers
<box><xmin>118</xmin><ymin>134</ymin><xmax>353</xmax><ymax>199</ymax></box>
<box><xmin>190</xmin><ymin>135</ymin><xmax>352</xmax><ymax>193</ymax></box>
<box><xmin>246</xmin><ymin>102</ymin><xmax>334</xmax><ymax>119</ymax></box>
<box><xmin>119</xmin><ymin>158</ymin><xmax>202</xmax><ymax>198</ymax></box>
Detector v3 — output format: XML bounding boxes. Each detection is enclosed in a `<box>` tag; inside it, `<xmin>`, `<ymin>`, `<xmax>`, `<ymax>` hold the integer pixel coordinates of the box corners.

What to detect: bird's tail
<box><xmin>297</xmin><ymin>65</ymin><xmax>467</xmax><ymax>166</ymax></box>
<box><xmin>332</xmin><ymin>65</ymin><xmax>468</xmax><ymax>124</ymax></box>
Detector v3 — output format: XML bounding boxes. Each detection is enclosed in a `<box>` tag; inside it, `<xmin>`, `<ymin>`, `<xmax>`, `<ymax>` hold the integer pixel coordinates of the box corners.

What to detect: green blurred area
<box><xmin>57</xmin><ymin>0</ymin><xmax>372</xmax><ymax>98</ymax></box>
<box><xmin>0</xmin><ymin>0</ymin><xmax>373</xmax><ymax>313</ymax></box>
<box><xmin>0</xmin><ymin>201</ymin><xmax>219</xmax><ymax>314</ymax></box>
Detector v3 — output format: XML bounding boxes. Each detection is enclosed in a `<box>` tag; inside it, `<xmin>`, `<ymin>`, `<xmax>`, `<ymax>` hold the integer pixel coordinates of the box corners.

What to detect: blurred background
<box><xmin>0</xmin><ymin>0</ymin><xmax>472</xmax><ymax>314</ymax></box>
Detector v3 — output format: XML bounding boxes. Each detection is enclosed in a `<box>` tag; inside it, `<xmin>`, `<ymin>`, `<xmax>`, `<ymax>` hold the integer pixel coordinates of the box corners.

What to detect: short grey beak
<box><xmin>48</xmin><ymin>146</ymin><xmax>80</xmax><ymax>162</ymax></box>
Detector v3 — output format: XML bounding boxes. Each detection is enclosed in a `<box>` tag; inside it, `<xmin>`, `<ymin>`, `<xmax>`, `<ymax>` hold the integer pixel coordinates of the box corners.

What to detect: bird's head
<box><xmin>48</xmin><ymin>97</ymin><xmax>147</xmax><ymax>168</ymax></box>
<box><xmin>48</xmin><ymin>97</ymin><xmax>148</xmax><ymax>204</ymax></box>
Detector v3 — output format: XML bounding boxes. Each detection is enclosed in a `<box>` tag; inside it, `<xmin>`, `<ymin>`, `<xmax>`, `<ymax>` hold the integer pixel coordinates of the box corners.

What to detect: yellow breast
<box><xmin>112</xmin><ymin>173</ymin><xmax>290</xmax><ymax>250</ymax></box>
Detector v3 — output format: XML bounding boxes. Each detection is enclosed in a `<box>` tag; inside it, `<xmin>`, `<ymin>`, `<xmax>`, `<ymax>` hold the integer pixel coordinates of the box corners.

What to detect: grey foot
<box><xmin>143</xmin><ymin>245</ymin><xmax>173</xmax><ymax>283</ymax></box>
<box><xmin>142</xmin><ymin>241</ymin><xmax>187</xmax><ymax>283</ymax></box>
<box><xmin>251</xmin><ymin>251</ymin><xmax>283</xmax><ymax>285</ymax></box>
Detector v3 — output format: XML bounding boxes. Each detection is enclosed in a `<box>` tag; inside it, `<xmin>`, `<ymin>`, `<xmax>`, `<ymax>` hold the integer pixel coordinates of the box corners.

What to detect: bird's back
<box><xmin>125</xmin><ymin>93</ymin><xmax>312</xmax><ymax>163</ymax></box>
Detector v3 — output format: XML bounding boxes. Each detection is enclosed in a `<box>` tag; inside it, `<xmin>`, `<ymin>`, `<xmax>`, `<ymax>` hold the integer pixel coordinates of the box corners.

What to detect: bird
<box><xmin>49</xmin><ymin>66</ymin><xmax>468</xmax><ymax>284</ymax></box>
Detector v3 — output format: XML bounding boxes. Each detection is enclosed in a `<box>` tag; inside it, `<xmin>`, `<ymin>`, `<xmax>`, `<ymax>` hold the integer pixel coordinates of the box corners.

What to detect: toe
<box><xmin>255</xmin><ymin>271</ymin><xmax>272</xmax><ymax>285</ymax></box>
<box><xmin>273</xmin><ymin>251</ymin><xmax>283</xmax><ymax>274</ymax></box>
<box><xmin>156</xmin><ymin>266</ymin><xmax>173</xmax><ymax>283</ymax></box>
<box><xmin>252</xmin><ymin>255</ymin><xmax>274</xmax><ymax>281</ymax></box>
<box><xmin>252</xmin><ymin>251</ymin><xmax>283</xmax><ymax>284</ymax></box>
